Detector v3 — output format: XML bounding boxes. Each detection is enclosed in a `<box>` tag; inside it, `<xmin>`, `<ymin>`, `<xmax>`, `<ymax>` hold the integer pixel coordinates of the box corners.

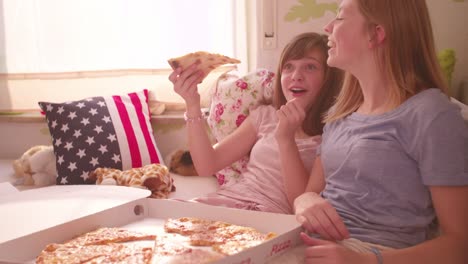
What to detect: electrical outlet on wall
<box><xmin>262</xmin><ymin>0</ymin><xmax>277</xmax><ymax>50</ymax></box>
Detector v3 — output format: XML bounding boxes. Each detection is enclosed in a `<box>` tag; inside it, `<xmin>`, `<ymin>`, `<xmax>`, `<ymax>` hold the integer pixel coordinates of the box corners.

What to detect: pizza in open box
<box><xmin>35</xmin><ymin>217</ymin><xmax>276</xmax><ymax>263</ymax></box>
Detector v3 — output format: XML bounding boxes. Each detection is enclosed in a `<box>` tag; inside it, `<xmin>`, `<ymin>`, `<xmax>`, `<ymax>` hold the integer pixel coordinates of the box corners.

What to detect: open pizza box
<box><xmin>0</xmin><ymin>185</ymin><xmax>303</xmax><ymax>263</ymax></box>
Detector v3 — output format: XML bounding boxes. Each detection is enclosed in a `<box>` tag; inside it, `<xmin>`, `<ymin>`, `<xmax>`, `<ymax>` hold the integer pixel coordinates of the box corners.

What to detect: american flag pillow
<box><xmin>39</xmin><ymin>89</ymin><xmax>163</xmax><ymax>185</ymax></box>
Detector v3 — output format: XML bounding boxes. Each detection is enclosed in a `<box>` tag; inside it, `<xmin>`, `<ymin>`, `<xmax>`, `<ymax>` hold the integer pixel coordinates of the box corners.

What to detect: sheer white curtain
<box><xmin>0</xmin><ymin>0</ymin><xmax>249</xmax><ymax>109</ymax></box>
<box><xmin>1</xmin><ymin>0</ymin><xmax>242</xmax><ymax>73</ymax></box>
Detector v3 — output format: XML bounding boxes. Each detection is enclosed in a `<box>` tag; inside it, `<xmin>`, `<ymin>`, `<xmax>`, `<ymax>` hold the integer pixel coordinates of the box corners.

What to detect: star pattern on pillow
<box><xmin>39</xmin><ymin>89</ymin><xmax>163</xmax><ymax>185</ymax></box>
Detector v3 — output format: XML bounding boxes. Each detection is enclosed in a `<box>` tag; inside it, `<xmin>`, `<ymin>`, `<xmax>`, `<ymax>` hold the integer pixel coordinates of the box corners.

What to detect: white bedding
<box><xmin>168</xmin><ymin>173</ymin><xmax>219</xmax><ymax>200</ymax></box>
<box><xmin>0</xmin><ymin>159</ymin><xmax>32</xmax><ymax>192</ymax></box>
<box><xmin>0</xmin><ymin>159</ymin><xmax>219</xmax><ymax>199</ymax></box>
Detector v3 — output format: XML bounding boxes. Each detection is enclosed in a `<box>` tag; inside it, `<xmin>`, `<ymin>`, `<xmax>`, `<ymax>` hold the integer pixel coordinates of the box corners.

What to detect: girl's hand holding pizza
<box><xmin>168</xmin><ymin>62</ymin><xmax>204</xmax><ymax>108</ymax></box>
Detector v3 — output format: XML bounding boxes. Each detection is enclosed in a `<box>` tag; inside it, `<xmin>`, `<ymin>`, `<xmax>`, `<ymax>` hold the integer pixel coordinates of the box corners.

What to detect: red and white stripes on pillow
<box><xmin>39</xmin><ymin>89</ymin><xmax>163</xmax><ymax>185</ymax></box>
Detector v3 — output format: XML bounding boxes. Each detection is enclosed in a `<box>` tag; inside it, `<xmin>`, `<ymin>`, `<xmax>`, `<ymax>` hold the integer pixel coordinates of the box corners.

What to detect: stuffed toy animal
<box><xmin>147</xmin><ymin>90</ymin><xmax>167</xmax><ymax>116</ymax></box>
<box><xmin>12</xmin><ymin>145</ymin><xmax>57</xmax><ymax>186</ymax></box>
<box><xmin>148</xmin><ymin>100</ymin><xmax>166</xmax><ymax>115</ymax></box>
<box><xmin>89</xmin><ymin>163</ymin><xmax>175</xmax><ymax>199</ymax></box>
<box><xmin>168</xmin><ymin>149</ymin><xmax>199</xmax><ymax>176</ymax></box>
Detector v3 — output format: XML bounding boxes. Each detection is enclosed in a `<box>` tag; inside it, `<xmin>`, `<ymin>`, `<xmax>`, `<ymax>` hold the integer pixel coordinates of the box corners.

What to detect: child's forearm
<box><xmin>277</xmin><ymin>137</ymin><xmax>310</xmax><ymax>207</ymax></box>
<box><xmin>381</xmin><ymin>234</ymin><xmax>468</xmax><ymax>264</ymax></box>
<box><xmin>184</xmin><ymin>107</ymin><xmax>217</xmax><ymax>176</ymax></box>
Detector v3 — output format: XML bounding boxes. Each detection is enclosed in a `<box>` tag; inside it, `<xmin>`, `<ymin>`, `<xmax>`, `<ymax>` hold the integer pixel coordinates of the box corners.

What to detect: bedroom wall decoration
<box><xmin>284</xmin><ymin>0</ymin><xmax>338</xmax><ymax>23</ymax></box>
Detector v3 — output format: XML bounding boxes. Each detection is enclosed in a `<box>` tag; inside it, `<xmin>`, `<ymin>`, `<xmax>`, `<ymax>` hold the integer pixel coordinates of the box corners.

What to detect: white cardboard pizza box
<box><xmin>0</xmin><ymin>185</ymin><xmax>303</xmax><ymax>264</ymax></box>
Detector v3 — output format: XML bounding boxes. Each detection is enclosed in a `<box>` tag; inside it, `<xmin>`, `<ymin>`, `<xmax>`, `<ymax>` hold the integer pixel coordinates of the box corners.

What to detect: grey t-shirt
<box><xmin>320</xmin><ymin>88</ymin><xmax>468</xmax><ymax>249</ymax></box>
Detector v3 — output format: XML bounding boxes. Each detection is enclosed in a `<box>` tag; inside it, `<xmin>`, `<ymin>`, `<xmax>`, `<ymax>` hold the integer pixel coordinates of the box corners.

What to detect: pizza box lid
<box><xmin>0</xmin><ymin>187</ymin><xmax>303</xmax><ymax>264</ymax></box>
<box><xmin>0</xmin><ymin>185</ymin><xmax>151</xmax><ymax>244</ymax></box>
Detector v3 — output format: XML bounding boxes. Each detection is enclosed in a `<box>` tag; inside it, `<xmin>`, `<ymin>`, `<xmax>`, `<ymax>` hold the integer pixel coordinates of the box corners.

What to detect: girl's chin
<box><xmin>287</xmin><ymin>94</ymin><xmax>304</xmax><ymax>100</ymax></box>
<box><xmin>327</xmin><ymin>57</ymin><xmax>338</xmax><ymax>67</ymax></box>
<box><xmin>288</xmin><ymin>97</ymin><xmax>310</xmax><ymax>108</ymax></box>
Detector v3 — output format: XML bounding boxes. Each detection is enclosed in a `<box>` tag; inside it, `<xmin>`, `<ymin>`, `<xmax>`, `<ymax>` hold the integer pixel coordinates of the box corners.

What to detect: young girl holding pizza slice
<box><xmin>169</xmin><ymin>32</ymin><xmax>343</xmax><ymax>214</ymax></box>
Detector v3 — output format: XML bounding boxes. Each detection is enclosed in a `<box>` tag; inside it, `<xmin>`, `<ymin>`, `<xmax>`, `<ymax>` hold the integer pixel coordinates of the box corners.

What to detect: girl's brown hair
<box><xmin>273</xmin><ymin>32</ymin><xmax>344</xmax><ymax>136</ymax></box>
<box><xmin>326</xmin><ymin>0</ymin><xmax>447</xmax><ymax>122</ymax></box>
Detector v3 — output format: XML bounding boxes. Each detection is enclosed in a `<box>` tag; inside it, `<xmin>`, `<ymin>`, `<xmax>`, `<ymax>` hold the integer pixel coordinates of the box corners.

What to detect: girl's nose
<box><xmin>324</xmin><ymin>20</ymin><xmax>333</xmax><ymax>34</ymax></box>
<box><xmin>292</xmin><ymin>68</ymin><xmax>304</xmax><ymax>81</ymax></box>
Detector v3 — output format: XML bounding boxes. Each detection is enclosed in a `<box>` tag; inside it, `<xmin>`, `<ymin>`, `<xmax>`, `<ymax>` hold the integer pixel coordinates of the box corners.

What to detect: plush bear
<box><xmin>12</xmin><ymin>145</ymin><xmax>57</xmax><ymax>186</ymax></box>
<box><xmin>147</xmin><ymin>90</ymin><xmax>167</xmax><ymax>116</ymax></box>
<box><xmin>89</xmin><ymin>163</ymin><xmax>175</xmax><ymax>199</ymax></box>
<box><xmin>148</xmin><ymin>100</ymin><xmax>166</xmax><ymax>115</ymax></box>
<box><xmin>168</xmin><ymin>149</ymin><xmax>199</xmax><ymax>176</ymax></box>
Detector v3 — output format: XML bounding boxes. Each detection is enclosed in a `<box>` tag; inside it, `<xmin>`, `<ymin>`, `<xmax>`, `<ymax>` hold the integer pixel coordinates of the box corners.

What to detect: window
<box><xmin>0</xmin><ymin>0</ymin><xmax>248</xmax><ymax>110</ymax></box>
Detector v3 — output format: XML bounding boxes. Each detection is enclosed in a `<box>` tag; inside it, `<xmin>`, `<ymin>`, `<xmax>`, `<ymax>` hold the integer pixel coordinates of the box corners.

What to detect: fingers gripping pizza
<box><xmin>168</xmin><ymin>51</ymin><xmax>240</xmax><ymax>77</ymax></box>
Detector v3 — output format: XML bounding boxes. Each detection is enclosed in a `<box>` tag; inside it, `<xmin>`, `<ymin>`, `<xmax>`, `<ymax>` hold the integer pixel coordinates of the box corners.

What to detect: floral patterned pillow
<box><xmin>207</xmin><ymin>68</ymin><xmax>275</xmax><ymax>186</ymax></box>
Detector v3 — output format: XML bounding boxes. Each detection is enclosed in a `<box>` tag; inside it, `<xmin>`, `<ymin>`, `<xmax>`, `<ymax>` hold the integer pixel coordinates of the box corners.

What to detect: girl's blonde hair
<box><xmin>326</xmin><ymin>0</ymin><xmax>448</xmax><ymax>122</ymax></box>
<box><xmin>273</xmin><ymin>32</ymin><xmax>343</xmax><ymax>136</ymax></box>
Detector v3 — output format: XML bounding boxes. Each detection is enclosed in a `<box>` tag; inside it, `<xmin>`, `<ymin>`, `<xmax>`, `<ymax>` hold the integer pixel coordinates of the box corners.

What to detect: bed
<box><xmin>1</xmin><ymin>79</ymin><xmax>466</xmax><ymax>263</ymax></box>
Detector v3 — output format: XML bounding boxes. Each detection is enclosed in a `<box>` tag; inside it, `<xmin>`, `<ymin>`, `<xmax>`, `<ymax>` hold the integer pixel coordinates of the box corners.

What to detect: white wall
<box><xmin>256</xmin><ymin>0</ymin><xmax>337</xmax><ymax>73</ymax></box>
<box><xmin>255</xmin><ymin>0</ymin><xmax>468</xmax><ymax>103</ymax></box>
<box><xmin>428</xmin><ymin>0</ymin><xmax>468</xmax><ymax>102</ymax></box>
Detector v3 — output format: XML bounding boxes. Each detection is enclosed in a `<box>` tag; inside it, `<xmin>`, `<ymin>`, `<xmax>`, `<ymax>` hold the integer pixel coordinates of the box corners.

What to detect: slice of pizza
<box><xmin>90</xmin><ymin>244</ymin><xmax>153</xmax><ymax>263</ymax></box>
<box><xmin>36</xmin><ymin>228</ymin><xmax>156</xmax><ymax>264</ymax></box>
<box><xmin>189</xmin><ymin>225</ymin><xmax>257</xmax><ymax>246</ymax></box>
<box><xmin>167</xmin><ymin>51</ymin><xmax>240</xmax><ymax>76</ymax></box>
<box><xmin>152</xmin><ymin>234</ymin><xmax>225</xmax><ymax>264</ymax></box>
<box><xmin>151</xmin><ymin>233</ymin><xmax>192</xmax><ymax>257</ymax></box>
<box><xmin>212</xmin><ymin>232</ymin><xmax>277</xmax><ymax>255</ymax></box>
<box><xmin>164</xmin><ymin>217</ymin><xmax>231</xmax><ymax>236</ymax></box>
<box><xmin>36</xmin><ymin>243</ymin><xmax>153</xmax><ymax>264</ymax></box>
<box><xmin>65</xmin><ymin>227</ymin><xmax>156</xmax><ymax>246</ymax></box>
<box><xmin>164</xmin><ymin>217</ymin><xmax>277</xmax><ymax>257</ymax></box>
<box><xmin>36</xmin><ymin>243</ymin><xmax>122</xmax><ymax>263</ymax></box>
<box><xmin>189</xmin><ymin>225</ymin><xmax>275</xmax><ymax>247</ymax></box>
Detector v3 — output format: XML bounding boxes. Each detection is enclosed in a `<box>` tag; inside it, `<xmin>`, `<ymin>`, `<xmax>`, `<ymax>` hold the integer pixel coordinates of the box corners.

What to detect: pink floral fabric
<box><xmin>207</xmin><ymin>68</ymin><xmax>275</xmax><ymax>186</ymax></box>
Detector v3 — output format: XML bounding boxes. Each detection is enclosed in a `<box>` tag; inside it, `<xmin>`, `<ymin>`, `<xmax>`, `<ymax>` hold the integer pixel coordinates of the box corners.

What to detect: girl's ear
<box><xmin>369</xmin><ymin>25</ymin><xmax>386</xmax><ymax>48</ymax></box>
<box><xmin>375</xmin><ymin>25</ymin><xmax>386</xmax><ymax>44</ymax></box>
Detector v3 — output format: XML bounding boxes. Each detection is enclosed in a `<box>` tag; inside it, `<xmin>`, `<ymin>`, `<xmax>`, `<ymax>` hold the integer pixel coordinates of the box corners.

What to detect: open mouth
<box><xmin>290</xmin><ymin>87</ymin><xmax>306</xmax><ymax>95</ymax></box>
